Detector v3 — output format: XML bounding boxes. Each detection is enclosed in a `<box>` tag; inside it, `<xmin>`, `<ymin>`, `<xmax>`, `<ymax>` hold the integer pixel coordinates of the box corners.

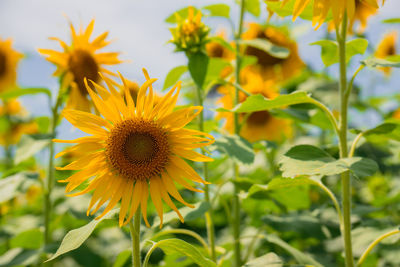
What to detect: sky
<box><xmin>0</xmin><ymin>0</ymin><xmax>399</xmax><ymax>140</ymax></box>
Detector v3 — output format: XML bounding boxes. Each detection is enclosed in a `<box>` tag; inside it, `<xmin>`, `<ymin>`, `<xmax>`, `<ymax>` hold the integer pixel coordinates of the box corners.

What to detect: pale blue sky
<box><xmin>0</xmin><ymin>0</ymin><xmax>399</xmax><ymax>139</ymax></box>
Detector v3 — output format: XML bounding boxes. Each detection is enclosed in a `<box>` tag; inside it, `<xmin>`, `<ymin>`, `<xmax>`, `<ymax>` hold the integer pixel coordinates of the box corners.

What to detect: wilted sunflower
<box><xmin>54</xmin><ymin>70</ymin><xmax>214</xmax><ymax>227</ymax></box>
<box><xmin>218</xmin><ymin>70</ymin><xmax>292</xmax><ymax>142</ymax></box>
<box><xmin>170</xmin><ymin>6</ymin><xmax>210</xmax><ymax>53</ymax></box>
<box><xmin>38</xmin><ymin>20</ymin><xmax>122</xmax><ymax>112</ymax></box>
<box><xmin>242</xmin><ymin>23</ymin><xmax>304</xmax><ymax>82</ymax></box>
<box><xmin>279</xmin><ymin>0</ymin><xmax>381</xmax><ymax>28</ymax></box>
<box><xmin>375</xmin><ymin>31</ymin><xmax>397</xmax><ymax>76</ymax></box>
<box><xmin>0</xmin><ymin>99</ymin><xmax>38</xmax><ymax>146</ymax></box>
<box><xmin>0</xmin><ymin>38</ymin><xmax>23</xmax><ymax>92</ymax></box>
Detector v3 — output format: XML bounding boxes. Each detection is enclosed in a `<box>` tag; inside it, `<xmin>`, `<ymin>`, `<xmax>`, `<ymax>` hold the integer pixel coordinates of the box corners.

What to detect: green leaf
<box><xmin>265</xmin><ymin>0</ymin><xmax>315</xmax><ymax>20</ymax></box>
<box><xmin>245</xmin><ymin>0</ymin><xmax>261</xmax><ymax>17</ymax></box>
<box><xmin>188</xmin><ymin>52</ymin><xmax>209</xmax><ymax>88</ymax></box>
<box><xmin>112</xmin><ymin>250</ymin><xmax>131</xmax><ymax>267</ymax></box>
<box><xmin>266</xmin><ymin>235</ymin><xmax>323</xmax><ymax>267</ymax></box>
<box><xmin>0</xmin><ymin>248</ymin><xmax>38</xmax><ymax>267</ymax></box>
<box><xmin>279</xmin><ymin>145</ymin><xmax>378</xmax><ymax>178</ymax></box>
<box><xmin>10</xmin><ymin>229</ymin><xmax>43</xmax><ymax>250</ymax></box>
<box><xmin>163</xmin><ymin>65</ymin><xmax>188</xmax><ymax>90</ymax></box>
<box><xmin>204</xmin><ymin>58</ymin><xmax>231</xmax><ymax>86</ymax></box>
<box><xmin>239</xmin><ymin>39</ymin><xmax>290</xmax><ymax>59</ymax></box>
<box><xmin>0</xmin><ymin>173</ymin><xmax>35</xmax><ymax>203</ymax></box>
<box><xmin>46</xmin><ymin>209</ymin><xmax>119</xmax><ymax>262</ymax></box>
<box><xmin>35</xmin><ymin>116</ymin><xmax>51</xmax><ymax>133</ymax></box>
<box><xmin>382</xmin><ymin>18</ymin><xmax>400</xmax><ymax>24</ymax></box>
<box><xmin>218</xmin><ymin>91</ymin><xmax>313</xmax><ymax>113</ymax></box>
<box><xmin>203</xmin><ymin>4</ymin><xmax>230</xmax><ymax>18</ymax></box>
<box><xmin>241</xmin><ymin>55</ymin><xmax>258</xmax><ymax>70</ymax></box>
<box><xmin>311</xmin><ymin>38</ymin><xmax>368</xmax><ymax>67</ymax></box>
<box><xmin>361</xmin><ymin>57</ymin><xmax>400</xmax><ymax>68</ymax></box>
<box><xmin>211</xmin><ymin>134</ymin><xmax>255</xmax><ymax>164</ymax></box>
<box><xmin>231</xmin><ymin>177</ymin><xmax>256</xmax><ymax>191</ymax></box>
<box><xmin>152</xmin><ymin>202</ymin><xmax>210</xmax><ymax>228</ymax></box>
<box><xmin>209</xmin><ymin>36</ymin><xmax>235</xmax><ymax>52</ymax></box>
<box><xmin>244</xmin><ymin>252</ymin><xmax>283</xmax><ymax>267</ymax></box>
<box><xmin>0</xmin><ymin>87</ymin><xmax>51</xmax><ymax>100</ymax></box>
<box><xmin>15</xmin><ymin>134</ymin><xmax>52</xmax><ymax>164</ymax></box>
<box><xmin>165</xmin><ymin>7</ymin><xmax>199</xmax><ymax>24</ymax></box>
<box><xmin>148</xmin><ymin>238</ymin><xmax>216</xmax><ymax>267</ymax></box>
<box><xmin>354</xmin><ymin>122</ymin><xmax>398</xmax><ymax>136</ymax></box>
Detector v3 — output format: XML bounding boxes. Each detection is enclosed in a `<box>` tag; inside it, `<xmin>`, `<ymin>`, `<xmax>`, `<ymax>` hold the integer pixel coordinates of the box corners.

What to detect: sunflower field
<box><xmin>1</xmin><ymin>0</ymin><xmax>400</xmax><ymax>266</ymax></box>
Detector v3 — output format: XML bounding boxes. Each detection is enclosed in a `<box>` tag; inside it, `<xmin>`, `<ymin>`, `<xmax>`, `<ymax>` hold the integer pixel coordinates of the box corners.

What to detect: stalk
<box><xmin>336</xmin><ymin>14</ymin><xmax>354</xmax><ymax>267</ymax></box>
<box><xmin>195</xmin><ymin>85</ymin><xmax>216</xmax><ymax>261</ymax></box>
<box><xmin>129</xmin><ymin>209</ymin><xmax>141</xmax><ymax>267</ymax></box>
<box><xmin>232</xmin><ymin>0</ymin><xmax>246</xmax><ymax>266</ymax></box>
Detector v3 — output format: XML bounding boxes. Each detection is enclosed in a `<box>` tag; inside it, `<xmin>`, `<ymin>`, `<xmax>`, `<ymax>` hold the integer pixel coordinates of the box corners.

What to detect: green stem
<box><xmin>130</xmin><ymin>208</ymin><xmax>141</xmax><ymax>267</ymax></box>
<box><xmin>195</xmin><ymin>85</ymin><xmax>216</xmax><ymax>262</ymax></box>
<box><xmin>337</xmin><ymin>14</ymin><xmax>354</xmax><ymax>267</ymax></box>
<box><xmin>152</xmin><ymin>229</ymin><xmax>209</xmax><ymax>253</ymax></box>
<box><xmin>232</xmin><ymin>1</ymin><xmax>246</xmax><ymax>266</ymax></box>
<box><xmin>44</xmin><ymin>93</ymin><xmax>62</xmax><ymax>246</ymax></box>
<box><xmin>357</xmin><ymin>229</ymin><xmax>400</xmax><ymax>266</ymax></box>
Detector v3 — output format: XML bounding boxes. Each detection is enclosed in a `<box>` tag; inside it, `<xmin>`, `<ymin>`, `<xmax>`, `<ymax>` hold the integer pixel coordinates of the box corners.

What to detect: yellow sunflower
<box><xmin>206</xmin><ymin>32</ymin><xmax>234</xmax><ymax>79</ymax></box>
<box><xmin>280</xmin><ymin>0</ymin><xmax>381</xmax><ymax>28</ymax></box>
<box><xmin>115</xmin><ymin>75</ymin><xmax>161</xmax><ymax>106</ymax></box>
<box><xmin>54</xmin><ymin>69</ymin><xmax>214</xmax><ymax>227</ymax></box>
<box><xmin>349</xmin><ymin>0</ymin><xmax>378</xmax><ymax>34</ymax></box>
<box><xmin>218</xmin><ymin>70</ymin><xmax>292</xmax><ymax>142</ymax></box>
<box><xmin>242</xmin><ymin>23</ymin><xmax>304</xmax><ymax>82</ymax></box>
<box><xmin>375</xmin><ymin>31</ymin><xmax>397</xmax><ymax>76</ymax></box>
<box><xmin>0</xmin><ymin>38</ymin><xmax>23</xmax><ymax>92</ymax></box>
<box><xmin>0</xmin><ymin>99</ymin><xmax>38</xmax><ymax>146</ymax></box>
<box><xmin>38</xmin><ymin>20</ymin><xmax>122</xmax><ymax>112</ymax></box>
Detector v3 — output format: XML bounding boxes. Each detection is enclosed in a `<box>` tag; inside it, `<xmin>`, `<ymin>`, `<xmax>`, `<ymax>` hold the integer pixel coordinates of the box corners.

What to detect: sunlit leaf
<box><xmin>163</xmin><ymin>65</ymin><xmax>188</xmax><ymax>90</ymax></box>
<box><xmin>165</xmin><ymin>7</ymin><xmax>199</xmax><ymax>23</ymax></box>
<box><xmin>10</xmin><ymin>229</ymin><xmax>43</xmax><ymax>250</ymax></box>
<box><xmin>211</xmin><ymin>134</ymin><xmax>255</xmax><ymax>165</ymax></box>
<box><xmin>112</xmin><ymin>250</ymin><xmax>131</xmax><ymax>267</ymax></box>
<box><xmin>203</xmin><ymin>4</ymin><xmax>230</xmax><ymax>18</ymax></box>
<box><xmin>245</xmin><ymin>0</ymin><xmax>261</xmax><ymax>17</ymax></box>
<box><xmin>382</xmin><ymin>18</ymin><xmax>400</xmax><ymax>24</ymax></box>
<box><xmin>15</xmin><ymin>134</ymin><xmax>52</xmax><ymax>164</ymax></box>
<box><xmin>188</xmin><ymin>52</ymin><xmax>209</xmax><ymax>88</ymax></box>
<box><xmin>0</xmin><ymin>87</ymin><xmax>51</xmax><ymax>100</ymax></box>
<box><xmin>239</xmin><ymin>39</ymin><xmax>290</xmax><ymax>59</ymax></box>
<box><xmin>244</xmin><ymin>252</ymin><xmax>283</xmax><ymax>267</ymax></box>
<box><xmin>361</xmin><ymin>57</ymin><xmax>400</xmax><ymax>68</ymax></box>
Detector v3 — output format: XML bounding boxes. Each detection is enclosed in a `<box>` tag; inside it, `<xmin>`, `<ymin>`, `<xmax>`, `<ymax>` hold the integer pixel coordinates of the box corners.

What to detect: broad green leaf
<box><xmin>152</xmin><ymin>202</ymin><xmax>210</xmax><ymax>228</ymax></box>
<box><xmin>163</xmin><ymin>65</ymin><xmax>187</xmax><ymax>90</ymax></box>
<box><xmin>211</xmin><ymin>134</ymin><xmax>255</xmax><ymax>164</ymax></box>
<box><xmin>311</xmin><ymin>38</ymin><xmax>368</xmax><ymax>67</ymax></box>
<box><xmin>0</xmin><ymin>173</ymin><xmax>35</xmax><ymax>203</ymax></box>
<box><xmin>165</xmin><ymin>7</ymin><xmax>199</xmax><ymax>24</ymax></box>
<box><xmin>112</xmin><ymin>250</ymin><xmax>131</xmax><ymax>267</ymax></box>
<box><xmin>279</xmin><ymin>145</ymin><xmax>378</xmax><ymax>178</ymax></box>
<box><xmin>203</xmin><ymin>4</ymin><xmax>230</xmax><ymax>18</ymax></box>
<box><xmin>218</xmin><ymin>91</ymin><xmax>313</xmax><ymax>113</ymax></box>
<box><xmin>188</xmin><ymin>52</ymin><xmax>209</xmax><ymax>88</ymax></box>
<box><xmin>241</xmin><ymin>55</ymin><xmax>258</xmax><ymax>70</ymax></box>
<box><xmin>239</xmin><ymin>39</ymin><xmax>290</xmax><ymax>59</ymax></box>
<box><xmin>266</xmin><ymin>235</ymin><xmax>323</xmax><ymax>267</ymax></box>
<box><xmin>265</xmin><ymin>0</ymin><xmax>315</xmax><ymax>20</ymax></box>
<box><xmin>245</xmin><ymin>0</ymin><xmax>261</xmax><ymax>17</ymax></box>
<box><xmin>382</xmin><ymin>18</ymin><xmax>400</xmax><ymax>24</ymax></box>
<box><xmin>35</xmin><ymin>116</ymin><xmax>50</xmax><ymax>133</ymax></box>
<box><xmin>244</xmin><ymin>252</ymin><xmax>283</xmax><ymax>267</ymax></box>
<box><xmin>361</xmin><ymin>58</ymin><xmax>400</xmax><ymax>68</ymax></box>
<box><xmin>353</xmin><ymin>122</ymin><xmax>398</xmax><ymax>136</ymax></box>
<box><xmin>15</xmin><ymin>134</ymin><xmax>52</xmax><ymax>164</ymax></box>
<box><xmin>209</xmin><ymin>36</ymin><xmax>235</xmax><ymax>52</ymax></box>
<box><xmin>46</xmin><ymin>209</ymin><xmax>118</xmax><ymax>262</ymax></box>
<box><xmin>231</xmin><ymin>177</ymin><xmax>256</xmax><ymax>191</ymax></box>
<box><xmin>10</xmin><ymin>229</ymin><xmax>43</xmax><ymax>250</ymax></box>
<box><xmin>0</xmin><ymin>87</ymin><xmax>51</xmax><ymax>100</ymax></box>
<box><xmin>205</xmin><ymin>58</ymin><xmax>231</xmax><ymax>85</ymax></box>
<box><xmin>147</xmin><ymin>238</ymin><xmax>216</xmax><ymax>267</ymax></box>
<box><xmin>0</xmin><ymin>248</ymin><xmax>38</xmax><ymax>267</ymax></box>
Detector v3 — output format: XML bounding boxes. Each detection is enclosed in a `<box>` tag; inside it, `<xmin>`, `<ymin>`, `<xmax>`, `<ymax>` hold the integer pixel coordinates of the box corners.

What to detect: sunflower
<box><xmin>349</xmin><ymin>0</ymin><xmax>378</xmax><ymax>34</ymax></box>
<box><xmin>115</xmin><ymin>76</ymin><xmax>161</xmax><ymax>106</ymax></box>
<box><xmin>206</xmin><ymin>32</ymin><xmax>234</xmax><ymax>79</ymax></box>
<box><xmin>38</xmin><ymin>20</ymin><xmax>122</xmax><ymax>112</ymax></box>
<box><xmin>242</xmin><ymin>23</ymin><xmax>304</xmax><ymax>82</ymax></box>
<box><xmin>280</xmin><ymin>0</ymin><xmax>381</xmax><ymax>28</ymax></box>
<box><xmin>375</xmin><ymin>32</ymin><xmax>397</xmax><ymax>76</ymax></box>
<box><xmin>0</xmin><ymin>38</ymin><xmax>23</xmax><ymax>92</ymax></box>
<box><xmin>54</xmin><ymin>70</ymin><xmax>214</xmax><ymax>227</ymax></box>
<box><xmin>0</xmin><ymin>99</ymin><xmax>38</xmax><ymax>146</ymax></box>
<box><xmin>218</xmin><ymin>70</ymin><xmax>292</xmax><ymax>142</ymax></box>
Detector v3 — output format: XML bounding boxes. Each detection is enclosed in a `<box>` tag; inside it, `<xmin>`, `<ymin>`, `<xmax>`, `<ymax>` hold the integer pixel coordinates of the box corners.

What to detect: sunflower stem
<box><xmin>337</xmin><ymin>13</ymin><xmax>354</xmax><ymax>267</ymax></box>
<box><xmin>194</xmin><ymin>84</ymin><xmax>217</xmax><ymax>262</ymax></box>
<box><xmin>232</xmin><ymin>0</ymin><xmax>245</xmax><ymax>266</ymax></box>
<box><xmin>130</xmin><ymin>209</ymin><xmax>141</xmax><ymax>267</ymax></box>
<box><xmin>44</xmin><ymin>91</ymin><xmax>63</xmax><ymax>247</ymax></box>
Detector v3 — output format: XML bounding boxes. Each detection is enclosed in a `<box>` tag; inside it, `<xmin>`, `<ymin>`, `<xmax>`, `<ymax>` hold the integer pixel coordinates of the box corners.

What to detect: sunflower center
<box><xmin>106</xmin><ymin>119</ymin><xmax>170</xmax><ymax>181</ymax></box>
<box><xmin>68</xmin><ymin>49</ymin><xmax>99</xmax><ymax>95</ymax></box>
<box><xmin>386</xmin><ymin>44</ymin><xmax>396</xmax><ymax>56</ymax></box>
<box><xmin>246</xmin><ymin>111</ymin><xmax>271</xmax><ymax>126</ymax></box>
<box><xmin>208</xmin><ymin>44</ymin><xmax>225</xmax><ymax>58</ymax></box>
<box><xmin>0</xmin><ymin>50</ymin><xmax>6</xmax><ymax>77</ymax></box>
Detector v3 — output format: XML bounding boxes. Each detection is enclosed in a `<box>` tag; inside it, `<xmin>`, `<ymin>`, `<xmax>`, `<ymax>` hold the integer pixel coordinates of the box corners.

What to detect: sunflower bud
<box><xmin>169</xmin><ymin>7</ymin><xmax>210</xmax><ymax>54</ymax></box>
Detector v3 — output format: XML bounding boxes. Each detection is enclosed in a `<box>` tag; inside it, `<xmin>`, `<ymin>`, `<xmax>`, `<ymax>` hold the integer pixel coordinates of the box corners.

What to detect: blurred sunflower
<box><xmin>116</xmin><ymin>77</ymin><xmax>161</xmax><ymax>106</ymax></box>
<box><xmin>206</xmin><ymin>32</ymin><xmax>234</xmax><ymax>78</ymax></box>
<box><xmin>242</xmin><ymin>23</ymin><xmax>304</xmax><ymax>82</ymax></box>
<box><xmin>218</xmin><ymin>70</ymin><xmax>292</xmax><ymax>142</ymax></box>
<box><xmin>0</xmin><ymin>38</ymin><xmax>23</xmax><ymax>92</ymax></box>
<box><xmin>349</xmin><ymin>0</ymin><xmax>378</xmax><ymax>34</ymax></box>
<box><xmin>55</xmin><ymin>70</ymin><xmax>214</xmax><ymax>227</ymax></box>
<box><xmin>0</xmin><ymin>99</ymin><xmax>38</xmax><ymax>146</ymax></box>
<box><xmin>170</xmin><ymin>6</ymin><xmax>210</xmax><ymax>53</ymax></box>
<box><xmin>38</xmin><ymin>20</ymin><xmax>122</xmax><ymax>112</ymax></box>
<box><xmin>280</xmin><ymin>0</ymin><xmax>381</xmax><ymax>28</ymax></box>
<box><xmin>375</xmin><ymin>31</ymin><xmax>397</xmax><ymax>76</ymax></box>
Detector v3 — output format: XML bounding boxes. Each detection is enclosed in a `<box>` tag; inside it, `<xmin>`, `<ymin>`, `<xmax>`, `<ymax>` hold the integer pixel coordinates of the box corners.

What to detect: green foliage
<box><xmin>265</xmin><ymin>0</ymin><xmax>315</xmax><ymax>20</ymax></box>
<box><xmin>0</xmin><ymin>87</ymin><xmax>51</xmax><ymax>100</ymax></box>
<box><xmin>163</xmin><ymin>65</ymin><xmax>187</xmax><ymax>90</ymax></box>
<box><xmin>311</xmin><ymin>38</ymin><xmax>368</xmax><ymax>67</ymax></box>
<box><xmin>188</xmin><ymin>52</ymin><xmax>209</xmax><ymax>88</ymax></box>
<box><xmin>244</xmin><ymin>253</ymin><xmax>283</xmax><ymax>266</ymax></box>
<box><xmin>245</xmin><ymin>0</ymin><xmax>261</xmax><ymax>17</ymax></box>
<box><xmin>239</xmin><ymin>39</ymin><xmax>290</xmax><ymax>59</ymax></box>
<box><xmin>361</xmin><ymin>58</ymin><xmax>400</xmax><ymax>68</ymax></box>
<box><xmin>15</xmin><ymin>134</ymin><xmax>52</xmax><ymax>164</ymax></box>
<box><xmin>211</xmin><ymin>134</ymin><xmax>255</xmax><ymax>165</ymax></box>
<box><xmin>165</xmin><ymin>7</ymin><xmax>199</xmax><ymax>24</ymax></box>
<box><xmin>203</xmin><ymin>4</ymin><xmax>230</xmax><ymax>18</ymax></box>
<box><xmin>382</xmin><ymin>18</ymin><xmax>400</xmax><ymax>23</ymax></box>
<box><xmin>10</xmin><ymin>229</ymin><xmax>43</xmax><ymax>250</ymax></box>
